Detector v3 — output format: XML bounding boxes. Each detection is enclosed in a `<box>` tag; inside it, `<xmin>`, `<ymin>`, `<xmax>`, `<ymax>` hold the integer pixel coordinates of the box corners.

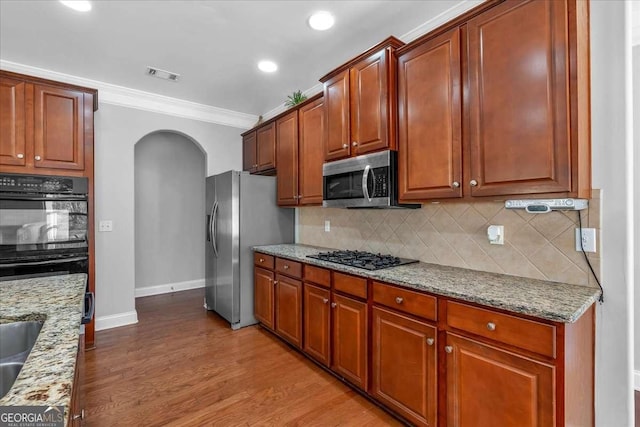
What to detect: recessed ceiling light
<box><xmin>308</xmin><ymin>11</ymin><xmax>335</xmax><ymax>31</ymax></box>
<box><xmin>146</xmin><ymin>66</ymin><xmax>180</xmax><ymax>82</ymax></box>
<box><xmin>258</xmin><ymin>60</ymin><xmax>278</xmax><ymax>73</ymax></box>
<box><xmin>59</xmin><ymin>1</ymin><xmax>92</xmax><ymax>12</ymax></box>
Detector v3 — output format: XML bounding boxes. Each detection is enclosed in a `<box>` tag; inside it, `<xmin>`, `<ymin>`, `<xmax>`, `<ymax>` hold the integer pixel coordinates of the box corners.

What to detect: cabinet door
<box><xmin>331</xmin><ymin>293</ymin><xmax>367</xmax><ymax>390</ymax></box>
<box><xmin>33</xmin><ymin>84</ymin><xmax>85</xmax><ymax>170</ymax></box>
<box><xmin>256</xmin><ymin>122</ymin><xmax>276</xmax><ymax>171</ymax></box>
<box><xmin>254</xmin><ymin>267</ymin><xmax>275</xmax><ymax>329</ymax></box>
<box><xmin>398</xmin><ymin>28</ymin><xmax>462</xmax><ymax>200</ymax></box>
<box><xmin>372</xmin><ymin>307</ymin><xmax>437</xmax><ymax>427</ymax></box>
<box><xmin>303</xmin><ymin>283</ymin><xmax>330</xmax><ymax>366</ymax></box>
<box><xmin>276</xmin><ymin>111</ymin><xmax>299</xmax><ymax>205</ymax></box>
<box><xmin>275</xmin><ymin>273</ymin><xmax>302</xmax><ymax>348</ymax></box>
<box><xmin>324</xmin><ymin>70</ymin><xmax>350</xmax><ymax>161</ymax></box>
<box><xmin>243</xmin><ymin>131</ymin><xmax>257</xmax><ymax>172</ymax></box>
<box><xmin>445</xmin><ymin>333</ymin><xmax>555</xmax><ymax>427</ymax></box>
<box><xmin>0</xmin><ymin>77</ymin><xmax>26</xmax><ymax>167</ymax></box>
<box><xmin>350</xmin><ymin>48</ymin><xmax>391</xmax><ymax>156</ymax></box>
<box><xmin>467</xmin><ymin>0</ymin><xmax>571</xmax><ymax>197</ymax></box>
<box><xmin>298</xmin><ymin>97</ymin><xmax>324</xmax><ymax>205</ymax></box>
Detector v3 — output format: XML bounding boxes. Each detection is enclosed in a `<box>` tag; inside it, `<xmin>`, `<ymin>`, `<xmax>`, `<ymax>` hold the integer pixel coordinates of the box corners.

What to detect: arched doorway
<box><xmin>134</xmin><ymin>131</ymin><xmax>206</xmax><ymax>294</ymax></box>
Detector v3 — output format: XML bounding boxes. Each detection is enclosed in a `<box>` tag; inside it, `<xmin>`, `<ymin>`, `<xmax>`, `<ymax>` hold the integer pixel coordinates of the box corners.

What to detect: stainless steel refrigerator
<box><xmin>205</xmin><ymin>170</ymin><xmax>294</xmax><ymax>329</ymax></box>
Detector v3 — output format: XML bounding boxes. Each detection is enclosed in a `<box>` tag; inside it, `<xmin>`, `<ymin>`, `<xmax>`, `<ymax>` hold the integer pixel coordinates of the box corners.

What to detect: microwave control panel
<box><xmin>372</xmin><ymin>167</ymin><xmax>388</xmax><ymax>197</ymax></box>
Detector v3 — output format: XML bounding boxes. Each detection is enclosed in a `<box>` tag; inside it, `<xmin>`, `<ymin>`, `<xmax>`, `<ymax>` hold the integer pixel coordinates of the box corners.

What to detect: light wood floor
<box><xmin>84</xmin><ymin>289</ymin><xmax>401</xmax><ymax>426</ymax></box>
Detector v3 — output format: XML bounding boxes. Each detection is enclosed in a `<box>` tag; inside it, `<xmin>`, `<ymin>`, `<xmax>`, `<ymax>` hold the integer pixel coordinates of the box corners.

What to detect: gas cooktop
<box><xmin>307</xmin><ymin>250</ymin><xmax>419</xmax><ymax>271</ymax></box>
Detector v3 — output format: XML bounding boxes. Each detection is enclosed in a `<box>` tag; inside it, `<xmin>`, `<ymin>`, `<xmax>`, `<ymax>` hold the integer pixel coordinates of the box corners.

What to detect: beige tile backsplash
<box><xmin>298</xmin><ymin>190</ymin><xmax>601</xmax><ymax>287</ymax></box>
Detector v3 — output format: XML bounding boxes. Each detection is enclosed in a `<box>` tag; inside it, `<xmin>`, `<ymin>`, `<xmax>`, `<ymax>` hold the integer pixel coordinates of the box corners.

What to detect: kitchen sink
<box><xmin>0</xmin><ymin>321</ymin><xmax>43</xmax><ymax>398</ymax></box>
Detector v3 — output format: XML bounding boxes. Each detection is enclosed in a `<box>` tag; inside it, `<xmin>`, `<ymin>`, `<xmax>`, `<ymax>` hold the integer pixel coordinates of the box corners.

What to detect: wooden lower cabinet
<box><xmin>303</xmin><ymin>283</ymin><xmax>331</xmax><ymax>366</ymax></box>
<box><xmin>68</xmin><ymin>334</ymin><xmax>85</xmax><ymax>426</ymax></box>
<box><xmin>371</xmin><ymin>307</ymin><xmax>437</xmax><ymax>427</ymax></box>
<box><xmin>254</xmin><ymin>267</ymin><xmax>275</xmax><ymax>329</ymax></box>
<box><xmin>274</xmin><ymin>273</ymin><xmax>302</xmax><ymax>348</ymax></box>
<box><xmin>331</xmin><ymin>293</ymin><xmax>368</xmax><ymax>390</ymax></box>
<box><xmin>445</xmin><ymin>333</ymin><xmax>555</xmax><ymax>427</ymax></box>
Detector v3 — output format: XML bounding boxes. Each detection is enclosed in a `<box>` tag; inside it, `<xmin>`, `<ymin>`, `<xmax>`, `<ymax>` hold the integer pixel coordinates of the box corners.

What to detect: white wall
<box><xmin>590</xmin><ymin>1</ymin><xmax>634</xmax><ymax>425</ymax></box>
<box><xmin>134</xmin><ymin>132</ymin><xmax>206</xmax><ymax>291</ymax></box>
<box><xmin>93</xmin><ymin>103</ymin><xmax>242</xmax><ymax>330</ymax></box>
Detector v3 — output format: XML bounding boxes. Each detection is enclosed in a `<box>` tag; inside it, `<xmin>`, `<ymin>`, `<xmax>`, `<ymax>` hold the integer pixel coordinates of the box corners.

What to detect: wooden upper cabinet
<box><xmin>321</xmin><ymin>37</ymin><xmax>404</xmax><ymax>162</ymax></box>
<box><xmin>323</xmin><ymin>70</ymin><xmax>350</xmax><ymax>161</ymax></box>
<box><xmin>276</xmin><ymin>111</ymin><xmax>299</xmax><ymax>206</ymax></box>
<box><xmin>242</xmin><ymin>131</ymin><xmax>257</xmax><ymax>173</ymax></box>
<box><xmin>445</xmin><ymin>333</ymin><xmax>555</xmax><ymax>427</ymax></box>
<box><xmin>466</xmin><ymin>0</ymin><xmax>573</xmax><ymax>197</ymax></box>
<box><xmin>256</xmin><ymin>122</ymin><xmax>276</xmax><ymax>172</ymax></box>
<box><xmin>298</xmin><ymin>97</ymin><xmax>325</xmax><ymax>205</ymax></box>
<box><xmin>34</xmin><ymin>84</ymin><xmax>85</xmax><ymax>170</ymax></box>
<box><xmin>0</xmin><ymin>77</ymin><xmax>26</xmax><ymax>167</ymax></box>
<box><xmin>397</xmin><ymin>27</ymin><xmax>462</xmax><ymax>201</ymax></box>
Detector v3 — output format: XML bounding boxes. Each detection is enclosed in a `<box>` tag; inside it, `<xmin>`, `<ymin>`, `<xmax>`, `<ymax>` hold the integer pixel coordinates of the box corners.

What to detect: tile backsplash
<box><xmin>298</xmin><ymin>190</ymin><xmax>601</xmax><ymax>287</ymax></box>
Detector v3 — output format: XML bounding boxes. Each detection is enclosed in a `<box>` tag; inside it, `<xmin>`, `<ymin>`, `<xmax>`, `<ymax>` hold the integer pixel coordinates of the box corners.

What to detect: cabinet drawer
<box><xmin>333</xmin><ymin>272</ymin><xmax>367</xmax><ymax>299</ymax></box>
<box><xmin>372</xmin><ymin>282</ymin><xmax>437</xmax><ymax>321</ymax></box>
<box><xmin>446</xmin><ymin>301</ymin><xmax>556</xmax><ymax>358</ymax></box>
<box><xmin>254</xmin><ymin>253</ymin><xmax>274</xmax><ymax>269</ymax></box>
<box><xmin>275</xmin><ymin>258</ymin><xmax>302</xmax><ymax>278</ymax></box>
<box><xmin>304</xmin><ymin>265</ymin><xmax>330</xmax><ymax>288</ymax></box>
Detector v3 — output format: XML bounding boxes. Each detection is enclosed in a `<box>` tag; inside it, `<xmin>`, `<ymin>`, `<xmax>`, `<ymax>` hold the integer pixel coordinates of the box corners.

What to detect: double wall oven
<box><xmin>0</xmin><ymin>173</ymin><xmax>94</xmax><ymax>324</ymax></box>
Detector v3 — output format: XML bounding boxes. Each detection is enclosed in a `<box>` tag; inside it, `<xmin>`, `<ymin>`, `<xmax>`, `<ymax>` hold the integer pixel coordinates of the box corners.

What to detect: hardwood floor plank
<box><xmin>84</xmin><ymin>289</ymin><xmax>401</xmax><ymax>426</ymax></box>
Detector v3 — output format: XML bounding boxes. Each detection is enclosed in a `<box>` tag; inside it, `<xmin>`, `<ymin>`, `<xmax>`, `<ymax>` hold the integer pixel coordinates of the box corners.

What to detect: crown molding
<box><xmin>0</xmin><ymin>60</ymin><xmax>258</xmax><ymax>129</ymax></box>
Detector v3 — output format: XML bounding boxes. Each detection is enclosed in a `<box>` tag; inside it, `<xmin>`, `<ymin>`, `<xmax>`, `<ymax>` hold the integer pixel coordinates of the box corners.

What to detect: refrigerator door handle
<box><xmin>206</xmin><ymin>214</ymin><xmax>211</xmax><ymax>242</ymax></box>
<box><xmin>211</xmin><ymin>201</ymin><xmax>219</xmax><ymax>257</ymax></box>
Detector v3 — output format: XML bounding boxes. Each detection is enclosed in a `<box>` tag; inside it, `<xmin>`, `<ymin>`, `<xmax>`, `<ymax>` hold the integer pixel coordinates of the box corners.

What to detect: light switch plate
<box><xmin>575</xmin><ymin>228</ymin><xmax>596</xmax><ymax>252</ymax></box>
<box><xmin>99</xmin><ymin>220</ymin><xmax>113</xmax><ymax>232</ymax></box>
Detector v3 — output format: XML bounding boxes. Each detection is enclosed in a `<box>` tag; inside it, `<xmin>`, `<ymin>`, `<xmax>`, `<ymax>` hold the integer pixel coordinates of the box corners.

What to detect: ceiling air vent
<box><xmin>146</xmin><ymin>66</ymin><xmax>180</xmax><ymax>82</ymax></box>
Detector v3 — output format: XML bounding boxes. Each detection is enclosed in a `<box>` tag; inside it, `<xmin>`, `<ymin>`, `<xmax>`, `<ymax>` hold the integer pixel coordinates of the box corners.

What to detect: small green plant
<box><xmin>285</xmin><ymin>90</ymin><xmax>307</xmax><ymax>107</ymax></box>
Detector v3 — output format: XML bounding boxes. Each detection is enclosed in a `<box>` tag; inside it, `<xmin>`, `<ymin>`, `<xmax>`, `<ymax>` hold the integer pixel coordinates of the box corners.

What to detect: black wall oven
<box><xmin>0</xmin><ymin>173</ymin><xmax>89</xmax><ymax>281</ymax></box>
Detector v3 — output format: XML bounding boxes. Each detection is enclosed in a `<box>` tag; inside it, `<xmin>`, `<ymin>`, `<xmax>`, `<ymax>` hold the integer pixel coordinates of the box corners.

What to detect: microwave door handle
<box><xmin>211</xmin><ymin>201</ymin><xmax>219</xmax><ymax>257</ymax></box>
<box><xmin>362</xmin><ymin>165</ymin><xmax>372</xmax><ymax>202</ymax></box>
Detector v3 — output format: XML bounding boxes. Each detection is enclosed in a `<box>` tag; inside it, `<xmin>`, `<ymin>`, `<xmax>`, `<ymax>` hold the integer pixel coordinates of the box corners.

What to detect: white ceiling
<box><xmin>0</xmin><ymin>0</ymin><xmax>467</xmax><ymax>117</ymax></box>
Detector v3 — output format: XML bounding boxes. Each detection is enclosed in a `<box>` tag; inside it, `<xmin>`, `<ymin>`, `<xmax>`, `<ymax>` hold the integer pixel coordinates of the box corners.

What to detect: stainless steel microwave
<box><xmin>322</xmin><ymin>151</ymin><xmax>419</xmax><ymax>209</ymax></box>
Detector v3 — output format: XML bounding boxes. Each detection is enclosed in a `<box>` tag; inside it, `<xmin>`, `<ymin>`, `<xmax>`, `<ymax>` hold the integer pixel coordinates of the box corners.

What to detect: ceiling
<box><xmin>0</xmin><ymin>0</ymin><xmax>466</xmax><ymax>117</ymax></box>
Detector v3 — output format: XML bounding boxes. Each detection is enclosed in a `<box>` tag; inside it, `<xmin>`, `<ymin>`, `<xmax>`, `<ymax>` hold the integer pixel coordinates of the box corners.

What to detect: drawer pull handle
<box><xmin>487</xmin><ymin>322</ymin><xmax>496</xmax><ymax>331</ymax></box>
<box><xmin>331</xmin><ymin>302</ymin><xmax>337</xmax><ymax>308</ymax></box>
<box><xmin>322</xmin><ymin>298</ymin><xmax>329</xmax><ymax>304</ymax></box>
<box><xmin>284</xmin><ymin>265</ymin><xmax>289</xmax><ymax>269</ymax></box>
<box><xmin>426</xmin><ymin>338</ymin><xmax>434</xmax><ymax>346</ymax></box>
<box><xmin>395</xmin><ymin>297</ymin><xmax>404</xmax><ymax>304</ymax></box>
<box><xmin>445</xmin><ymin>346</ymin><xmax>453</xmax><ymax>354</ymax></box>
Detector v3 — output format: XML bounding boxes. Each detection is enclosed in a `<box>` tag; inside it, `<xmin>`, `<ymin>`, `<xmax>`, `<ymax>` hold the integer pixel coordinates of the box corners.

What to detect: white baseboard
<box><xmin>134</xmin><ymin>278</ymin><xmax>205</xmax><ymax>298</ymax></box>
<box><xmin>95</xmin><ymin>310</ymin><xmax>138</xmax><ymax>331</ymax></box>
<box><xmin>634</xmin><ymin>371</ymin><xmax>640</xmax><ymax>390</ymax></box>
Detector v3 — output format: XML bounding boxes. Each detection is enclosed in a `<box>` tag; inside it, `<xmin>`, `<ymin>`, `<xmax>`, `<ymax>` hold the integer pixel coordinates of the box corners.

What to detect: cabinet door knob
<box><xmin>352</xmin><ymin>141</ymin><xmax>358</xmax><ymax>147</ymax></box>
<box><xmin>259</xmin><ymin>258</ymin><xmax>264</xmax><ymax>262</ymax></box>
<box><xmin>445</xmin><ymin>346</ymin><xmax>453</xmax><ymax>353</ymax></box>
<box><xmin>452</xmin><ymin>181</ymin><xmax>460</xmax><ymax>188</ymax></box>
<box><xmin>426</xmin><ymin>338</ymin><xmax>435</xmax><ymax>346</ymax></box>
<box><xmin>273</xmin><ymin>280</ymin><xmax>278</xmax><ymax>285</ymax></box>
<box><xmin>331</xmin><ymin>302</ymin><xmax>337</xmax><ymax>308</ymax></box>
<box><xmin>16</xmin><ymin>153</ymin><xmax>24</xmax><ymax>159</ymax></box>
<box><xmin>283</xmin><ymin>265</ymin><xmax>289</xmax><ymax>270</ymax></box>
<box><xmin>470</xmin><ymin>179</ymin><xmax>478</xmax><ymax>187</ymax></box>
<box><xmin>487</xmin><ymin>322</ymin><xmax>496</xmax><ymax>331</ymax></box>
<box><xmin>35</xmin><ymin>155</ymin><xmax>41</xmax><ymax>161</ymax></box>
<box><xmin>342</xmin><ymin>143</ymin><xmax>348</xmax><ymax>149</ymax></box>
<box><xmin>322</xmin><ymin>298</ymin><xmax>329</xmax><ymax>304</ymax></box>
<box><xmin>73</xmin><ymin>409</ymin><xmax>85</xmax><ymax>420</ymax></box>
<box><xmin>395</xmin><ymin>297</ymin><xmax>403</xmax><ymax>304</ymax></box>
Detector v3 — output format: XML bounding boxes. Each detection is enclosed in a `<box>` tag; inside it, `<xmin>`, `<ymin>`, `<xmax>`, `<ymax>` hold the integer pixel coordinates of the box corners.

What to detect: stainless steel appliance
<box><xmin>0</xmin><ymin>173</ymin><xmax>94</xmax><ymax>323</ymax></box>
<box><xmin>322</xmin><ymin>150</ymin><xmax>419</xmax><ymax>209</ymax></box>
<box><xmin>205</xmin><ymin>171</ymin><xmax>294</xmax><ymax>329</ymax></box>
<box><xmin>307</xmin><ymin>250</ymin><xmax>419</xmax><ymax>270</ymax></box>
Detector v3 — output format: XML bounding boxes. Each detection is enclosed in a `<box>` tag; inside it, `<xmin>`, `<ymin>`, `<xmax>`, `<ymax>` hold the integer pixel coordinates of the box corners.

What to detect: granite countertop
<box><xmin>0</xmin><ymin>273</ymin><xmax>86</xmax><ymax>422</ymax></box>
<box><xmin>253</xmin><ymin>244</ymin><xmax>600</xmax><ymax>323</ymax></box>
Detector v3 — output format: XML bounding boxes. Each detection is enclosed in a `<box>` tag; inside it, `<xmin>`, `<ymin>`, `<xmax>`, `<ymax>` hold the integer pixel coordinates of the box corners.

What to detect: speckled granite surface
<box><xmin>253</xmin><ymin>244</ymin><xmax>600</xmax><ymax>323</ymax></box>
<box><xmin>0</xmin><ymin>273</ymin><xmax>86</xmax><ymax>424</ymax></box>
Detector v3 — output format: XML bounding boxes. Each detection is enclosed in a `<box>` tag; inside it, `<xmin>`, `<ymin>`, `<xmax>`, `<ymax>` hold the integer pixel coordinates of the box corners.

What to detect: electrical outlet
<box><xmin>99</xmin><ymin>220</ymin><xmax>113</xmax><ymax>232</ymax></box>
<box><xmin>575</xmin><ymin>228</ymin><xmax>596</xmax><ymax>252</ymax></box>
<box><xmin>324</xmin><ymin>220</ymin><xmax>330</xmax><ymax>232</ymax></box>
